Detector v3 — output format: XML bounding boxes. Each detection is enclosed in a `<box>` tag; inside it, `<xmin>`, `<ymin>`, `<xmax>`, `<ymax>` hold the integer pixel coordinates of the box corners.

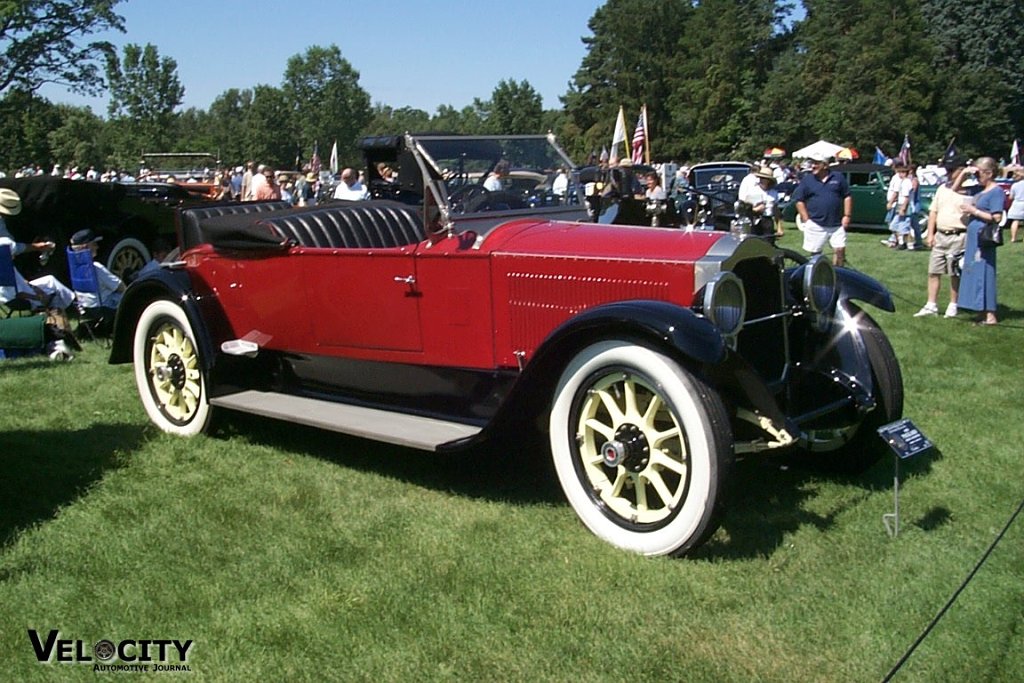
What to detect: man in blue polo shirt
<box><xmin>793</xmin><ymin>151</ymin><xmax>852</xmax><ymax>267</ymax></box>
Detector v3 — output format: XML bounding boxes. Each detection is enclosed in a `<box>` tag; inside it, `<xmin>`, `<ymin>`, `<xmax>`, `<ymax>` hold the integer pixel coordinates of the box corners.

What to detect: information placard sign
<box><xmin>877</xmin><ymin>419</ymin><xmax>932</xmax><ymax>460</ymax></box>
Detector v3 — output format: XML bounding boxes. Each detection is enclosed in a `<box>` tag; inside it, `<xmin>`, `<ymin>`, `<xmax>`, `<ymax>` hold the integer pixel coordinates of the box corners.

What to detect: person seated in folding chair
<box><xmin>0</xmin><ymin>189</ymin><xmax>74</xmax><ymax>314</ymax></box>
<box><xmin>0</xmin><ymin>241</ymin><xmax>75</xmax><ymax>312</ymax></box>
<box><xmin>68</xmin><ymin>229</ymin><xmax>125</xmax><ymax>337</ymax></box>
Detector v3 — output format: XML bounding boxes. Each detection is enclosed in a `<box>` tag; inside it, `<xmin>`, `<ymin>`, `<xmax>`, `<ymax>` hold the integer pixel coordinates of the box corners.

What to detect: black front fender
<box><xmin>836</xmin><ymin>266</ymin><xmax>895</xmax><ymax>312</ymax></box>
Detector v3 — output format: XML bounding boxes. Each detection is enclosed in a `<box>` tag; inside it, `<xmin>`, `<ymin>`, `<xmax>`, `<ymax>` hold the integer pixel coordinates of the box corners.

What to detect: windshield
<box><xmin>415</xmin><ymin>135</ymin><xmax>574</xmax><ymax>183</ymax></box>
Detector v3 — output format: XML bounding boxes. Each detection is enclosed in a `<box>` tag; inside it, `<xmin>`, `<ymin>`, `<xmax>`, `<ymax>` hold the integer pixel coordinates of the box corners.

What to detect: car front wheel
<box><xmin>549</xmin><ymin>341</ymin><xmax>733</xmax><ymax>557</ymax></box>
<box><xmin>133</xmin><ymin>299</ymin><xmax>212</xmax><ymax>436</ymax></box>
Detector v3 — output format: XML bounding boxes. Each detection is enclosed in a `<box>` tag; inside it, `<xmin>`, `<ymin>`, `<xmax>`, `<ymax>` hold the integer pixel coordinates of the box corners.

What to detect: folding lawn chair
<box><xmin>0</xmin><ymin>244</ymin><xmax>34</xmax><ymax>318</ymax></box>
<box><xmin>66</xmin><ymin>246</ymin><xmax>111</xmax><ymax>345</ymax></box>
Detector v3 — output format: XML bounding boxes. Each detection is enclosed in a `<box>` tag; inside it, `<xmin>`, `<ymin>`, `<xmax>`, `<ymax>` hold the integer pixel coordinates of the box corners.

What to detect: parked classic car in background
<box><xmin>676</xmin><ymin>161</ymin><xmax>753</xmax><ymax>230</ymax></box>
<box><xmin>110</xmin><ymin>133</ymin><xmax>904</xmax><ymax>557</ymax></box>
<box><xmin>0</xmin><ymin>176</ymin><xmax>195</xmax><ymax>283</ymax></box>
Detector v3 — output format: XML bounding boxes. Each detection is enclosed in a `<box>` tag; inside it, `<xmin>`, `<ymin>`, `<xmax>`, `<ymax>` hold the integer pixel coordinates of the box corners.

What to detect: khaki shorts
<box><xmin>928</xmin><ymin>230</ymin><xmax>966</xmax><ymax>276</ymax></box>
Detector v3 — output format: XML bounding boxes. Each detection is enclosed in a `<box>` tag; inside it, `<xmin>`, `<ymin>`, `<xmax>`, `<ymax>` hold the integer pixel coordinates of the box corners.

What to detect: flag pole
<box><xmin>642</xmin><ymin>105</ymin><xmax>650</xmax><ymax>165</ymax></box>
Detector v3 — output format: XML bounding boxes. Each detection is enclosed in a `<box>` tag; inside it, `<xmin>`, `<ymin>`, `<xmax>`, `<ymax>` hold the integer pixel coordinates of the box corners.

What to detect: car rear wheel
<box><xmin>133</xmin><ymin>299</ymin><xmax>212</xmax><ymax>436</ymax></box>
<box><xmin>549</xmin><ymin>341</ymin><xmax>733</xmax><ymax>556</ymax></box>
<box><xmin>107</xmin><ymin>237</ymin><xmax>150</xmax><ymax>282</ymax></box>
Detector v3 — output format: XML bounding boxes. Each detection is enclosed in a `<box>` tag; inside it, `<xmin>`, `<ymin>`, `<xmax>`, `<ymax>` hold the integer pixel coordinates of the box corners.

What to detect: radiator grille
<box><xmin>732</xmin><ymin>256</ymin><xmax>788</xmax><ymax>383</ymax></box>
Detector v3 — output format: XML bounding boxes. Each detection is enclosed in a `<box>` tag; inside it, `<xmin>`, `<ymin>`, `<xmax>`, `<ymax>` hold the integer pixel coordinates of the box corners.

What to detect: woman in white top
<box><xmin>1007</xmin><ymin>168</ymin><xmax>1024</xmax><ymax>243</ymax></box>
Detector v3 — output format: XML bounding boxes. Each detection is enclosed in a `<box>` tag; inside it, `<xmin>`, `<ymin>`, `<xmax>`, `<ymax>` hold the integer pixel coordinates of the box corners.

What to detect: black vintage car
<box><xmin>0</xmin><ymin>176</ymin><xmax>195</xmax><ymax>283</ymax></box>
<box><xmin>676</xmin><ymin>162</ymin><xmax>753</xmax><ymax>230</ymax></box>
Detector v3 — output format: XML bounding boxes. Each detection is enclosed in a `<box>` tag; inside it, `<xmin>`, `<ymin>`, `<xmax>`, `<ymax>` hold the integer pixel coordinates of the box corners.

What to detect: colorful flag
<box><xmin>610</xmin><ymin>107</ymin><xmax>626</xmax><ymax>162</ymax></box>
<box><xmin>896</xmin><ymin>134</ymin><xmax>911</xmax><ymax>165</ymax></box>
<box><xmin>310</xmin><ymin>141</ymin><xmax>321</xmax><ymax>176</ymax></box>
<box><xmin>942</xmin><ymin>138</ymin><xmax>958</xmax><ymax>165</ymax></box>
<box><xmin>631</xmin><ymin>106</ymin><xmax>646</xmax><ymax>164</ymax></box>
<box><xmin>873</xmin><ymin>147</ymin><xmax>889</xmax><ymax>165</ymax></box>
<box><xmin>1011</xmin><ymin>139</ymin><xmax>1020</xmax><ymax>166</ymax></box>
<box><xmin>329</xmin><ymin>140</ymin><xmax>339</xmax><ymax>175</ymax></box>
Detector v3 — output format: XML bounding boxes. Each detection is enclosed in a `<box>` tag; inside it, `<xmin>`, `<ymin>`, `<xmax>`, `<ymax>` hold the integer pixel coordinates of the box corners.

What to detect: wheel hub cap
<box><xmin>600</xmin><ymin>423</ymin><xmax>651</xmax><ymax>472</ymax></box>
<box><xmin>155</xmin><ymin>355</ymin><xmax>187</xmax><ymax>390</ymax></box>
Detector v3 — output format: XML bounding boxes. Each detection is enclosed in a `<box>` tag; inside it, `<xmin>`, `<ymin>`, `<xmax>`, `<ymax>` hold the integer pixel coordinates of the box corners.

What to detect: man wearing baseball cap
<box><xmin>792</xmin><ymin>151</ymin><xmax>852</xmax><ymax>266</ymax></box>
<box><xmin>69</xmin><ymin>228</ymin><xmax>125</xmax><ymax>316</ymax></box>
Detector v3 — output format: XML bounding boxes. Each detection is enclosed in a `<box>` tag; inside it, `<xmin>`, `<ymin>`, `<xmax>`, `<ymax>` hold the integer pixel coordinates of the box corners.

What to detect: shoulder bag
<box><xmin>978</xmin><ymin>221</ymin><xmax>1004</xmax><ymax>248</ymax></box>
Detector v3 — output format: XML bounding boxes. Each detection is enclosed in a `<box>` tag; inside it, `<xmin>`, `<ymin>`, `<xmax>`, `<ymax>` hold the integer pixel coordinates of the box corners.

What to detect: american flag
<box><xmin>310</xmin><ymin>141</ymin><xmax>322</xmax><ymax>175</ymax></box>
<box><xmin>631</xmin><ymin>108</ymin><xmax>646</xmax><ymax>164</ymax></box>
<box><xmin>896</xmin><ymin>134</ymin><xmax>911</xmax><ymax>165</ymax></box>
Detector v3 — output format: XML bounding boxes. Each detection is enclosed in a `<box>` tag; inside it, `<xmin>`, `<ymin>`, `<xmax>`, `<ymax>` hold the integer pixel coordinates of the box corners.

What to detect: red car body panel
<box><xmin>183</xmin><ymin>220</ymin><xmax>722</xmax><ymax>371</ymax></box>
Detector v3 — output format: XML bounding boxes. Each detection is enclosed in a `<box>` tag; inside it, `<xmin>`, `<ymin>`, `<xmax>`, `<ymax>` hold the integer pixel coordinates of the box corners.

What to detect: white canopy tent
<box><xmin>791</xmin><ymin>140</ymin><xmax>844</xmax><ymax>159</ymax></box>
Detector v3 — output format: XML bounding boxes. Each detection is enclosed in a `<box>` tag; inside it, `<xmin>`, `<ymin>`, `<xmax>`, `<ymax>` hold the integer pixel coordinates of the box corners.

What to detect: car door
<box><xmin>301</xmin><ymin>246</ymin><xmax>423</xmax><ymax>353</ymax></box>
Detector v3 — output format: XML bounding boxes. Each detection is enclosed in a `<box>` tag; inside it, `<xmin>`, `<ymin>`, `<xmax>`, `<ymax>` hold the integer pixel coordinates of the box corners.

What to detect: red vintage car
<box><xmin>109</xmin><ymin>134</ymin><xmax>903</xmax><ymax>557</ymax></box>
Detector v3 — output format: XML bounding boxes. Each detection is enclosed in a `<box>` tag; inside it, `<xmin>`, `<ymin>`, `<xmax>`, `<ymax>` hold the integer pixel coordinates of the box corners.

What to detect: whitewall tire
<box><xmin>549</xmin><ymin>341</ymin><xmax>732</xmax><ymax>556</ymax></box>
<box><xmin>133</xmin><ymin>299</ymin><xmax>212</xmax><ymax>436</ymax></box>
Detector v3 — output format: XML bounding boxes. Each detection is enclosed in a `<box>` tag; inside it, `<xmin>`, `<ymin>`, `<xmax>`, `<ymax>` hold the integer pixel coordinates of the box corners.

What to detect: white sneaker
<box><xmin>907</xmin><ymin>243</ymin><xmax>916</xmax><ymax>250</ymax></box>
<box><xmin>48</xmin><ymin>340</ymin><xmax>74</xmax><ymax>361</ymax></box>
<box><xmin>914</xmin><ymin>304</ymin><xmax>938</xmax><ymax>317</ymax></box>
<box><xmin>944</xmin><ymin>303</ymin><xmax>958</xmax><ymax>318</ymax></box>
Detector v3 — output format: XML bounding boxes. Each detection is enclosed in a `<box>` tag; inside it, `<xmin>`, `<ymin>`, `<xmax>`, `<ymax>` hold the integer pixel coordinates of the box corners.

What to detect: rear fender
<box><xmin>108</xmin><ymin>268</ymin><xmax>215</xmax><ymax>368</ymax></box>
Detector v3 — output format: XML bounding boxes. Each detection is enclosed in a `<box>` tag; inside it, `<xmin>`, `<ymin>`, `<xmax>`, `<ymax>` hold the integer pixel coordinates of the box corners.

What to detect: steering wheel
<box><xmin>448</xmin><ymin>184</ymin><xmax>489</xmax><ymax>214</ymax></box>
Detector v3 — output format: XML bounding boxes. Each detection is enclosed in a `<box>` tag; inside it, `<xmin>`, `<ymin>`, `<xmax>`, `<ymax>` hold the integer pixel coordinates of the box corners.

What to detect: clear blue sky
<box><xmin>38</xmin><ymin>0</ymin><xmax>607</xmax><ymax>115</ymax></box>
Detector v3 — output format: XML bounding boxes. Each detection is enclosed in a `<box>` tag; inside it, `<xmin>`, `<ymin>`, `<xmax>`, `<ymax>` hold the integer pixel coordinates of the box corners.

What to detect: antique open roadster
<box><xmin>110</xmin><ymin>134</ymin><xmax>903</xmax><ymax>557</ymax></box>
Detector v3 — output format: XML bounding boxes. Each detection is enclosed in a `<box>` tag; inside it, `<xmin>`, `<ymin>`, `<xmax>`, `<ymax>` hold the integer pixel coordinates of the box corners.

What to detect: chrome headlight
<box><xmin>802</xmin><ymin>255</ymin><xmax>837</xmax><ymax>330</ymax></box>
<box><xmin>703</xmin><ymin>271</ymin><xmax>746</xmax><ymax>338</ymax></box>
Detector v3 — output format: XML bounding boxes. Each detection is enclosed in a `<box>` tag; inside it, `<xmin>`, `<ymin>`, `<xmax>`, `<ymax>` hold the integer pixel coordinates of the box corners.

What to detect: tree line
<box><xmin>1</xmin><ymin>0</ymin><xmax>1021</xmax><ymax>174</ymax></box>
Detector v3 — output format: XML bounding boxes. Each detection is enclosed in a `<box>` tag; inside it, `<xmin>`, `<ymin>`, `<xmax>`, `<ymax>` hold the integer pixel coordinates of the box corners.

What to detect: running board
<box><xmin>209</xmin><ymin>390</ymin><xmax>482</xmax><ymax>451</ymax></box>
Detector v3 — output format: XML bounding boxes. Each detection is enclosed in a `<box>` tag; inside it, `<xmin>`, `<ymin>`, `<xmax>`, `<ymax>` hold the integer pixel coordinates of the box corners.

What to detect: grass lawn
<box><xmin>2</xmin><ymin>230</ymin><xmax>1023</xmax><ymax>681</ymax></box>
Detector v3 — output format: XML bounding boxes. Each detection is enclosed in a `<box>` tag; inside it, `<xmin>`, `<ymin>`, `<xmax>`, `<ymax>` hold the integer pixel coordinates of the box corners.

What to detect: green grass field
<box><xmin>2</xmin><ymin>231</ymin><xmax>1023</xmax><ymax>681</ymax></box>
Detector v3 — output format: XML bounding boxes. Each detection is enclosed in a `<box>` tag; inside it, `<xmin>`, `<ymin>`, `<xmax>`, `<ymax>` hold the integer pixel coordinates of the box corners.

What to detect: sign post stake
<box><xmin>877</xmin><ymin>419</ymin><xmax>933</xmax><ymax>538</ymax></box>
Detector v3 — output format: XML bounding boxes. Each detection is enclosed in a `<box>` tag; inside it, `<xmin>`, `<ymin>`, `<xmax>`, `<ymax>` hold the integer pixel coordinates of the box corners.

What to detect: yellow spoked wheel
<box><xmin>133</xmin><ymin>299</ymin><xmax>212</xmax><ymax>436</ymax></box>
<box><xmin>550</xmin><ymin>341</ymin><xmax>732</xmax><ymax>557</ymax></box>
<box><xmin>574</xmin><ymin>370</ymin><xmax>688</xmax><ymax>525</ymax></box>
<box><xmin>148</xmin><ymin>321</ymin><xmax>202</xmax><ymax>423</ymax></box>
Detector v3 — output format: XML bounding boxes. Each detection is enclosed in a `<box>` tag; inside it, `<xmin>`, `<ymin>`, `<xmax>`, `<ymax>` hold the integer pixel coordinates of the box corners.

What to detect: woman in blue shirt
<box><xmin>957</xmin><ymin>157</ymin><xmax>1004</xmax><ymax>325</ymax></box>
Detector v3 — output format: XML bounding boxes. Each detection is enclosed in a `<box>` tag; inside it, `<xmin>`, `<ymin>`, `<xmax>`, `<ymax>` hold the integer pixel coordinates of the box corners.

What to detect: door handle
<box><xmin>393</xmin><ymin>275</ymin><xmax>416</xmax><ymax>285</ymax></box>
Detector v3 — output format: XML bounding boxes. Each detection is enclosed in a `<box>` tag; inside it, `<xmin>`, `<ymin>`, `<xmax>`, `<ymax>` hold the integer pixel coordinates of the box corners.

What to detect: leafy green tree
<box><xmin>667</xmin><ymin>0</ymin><xmax>784</xmax><ymax>160</ymax></box>
<box><xmin>241</xmin><ymin>85</ymin><xmax>295</xmax><ymax>169</ymax></box>
<box><xmin>922</xmin><ymin>0</ymin><xmax>1024</xmax><ymax>158</ymax></box>
<box><xmin>475</xmin><ymin>79</ymin><xmax>543</xmax><ymax>134</ymax></box>
<box><xmin>104</xmin><ymin>43</ymin><xmax>184</xmax><ymax>165</ymax></box>
<box><xmin>363</xmin><ymin>104</ymin><xmax>431</xmax><ymax>136</ymax></box>
<box><xmin>0</xmin><ymin>0</ymin><xmax>124</xmax><ymax>96</ymax></box>
<box><xmin>171</xmin><ymin>107</ymin><xmax>218</xmax><ymax>157</ymax></box>
<box><xmin>46</xmin><ymin>103</ymin><xmax>107</xmax><ymax>168</ymax></box>
<box><xmin>0</xmin><ymin>89</ymin><xmax>61</xmax><ymax>170</ymax></box>
<box><xmin>429</xmin><ymin>103</ymin><xmax>484</xmax><ymax>134</ymax></box>
<box><xmin>563</xmin><ymin>0</ymin><xmax>694</xmax><ymax>160</ymax></box>
<box><xmin>791</xmin><ymin>0</ymin><xmax>934</xmax><ymax>158</ymax></box>
<box><xmin>205</xmin><ymin>88</ymin><xmax>254</xmax><ymax>165</ymax></box>
<box><xmin>281</xmin><ymin>45</ymin><xmax>371</xmax><ymax>162</ymax></box>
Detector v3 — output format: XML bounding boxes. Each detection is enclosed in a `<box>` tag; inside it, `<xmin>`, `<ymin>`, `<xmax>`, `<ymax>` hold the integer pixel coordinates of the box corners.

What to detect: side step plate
<box><xmin>209</xmin><ymin>390</ymin><xmax>482</xmax><ymax>451</ymax></box>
